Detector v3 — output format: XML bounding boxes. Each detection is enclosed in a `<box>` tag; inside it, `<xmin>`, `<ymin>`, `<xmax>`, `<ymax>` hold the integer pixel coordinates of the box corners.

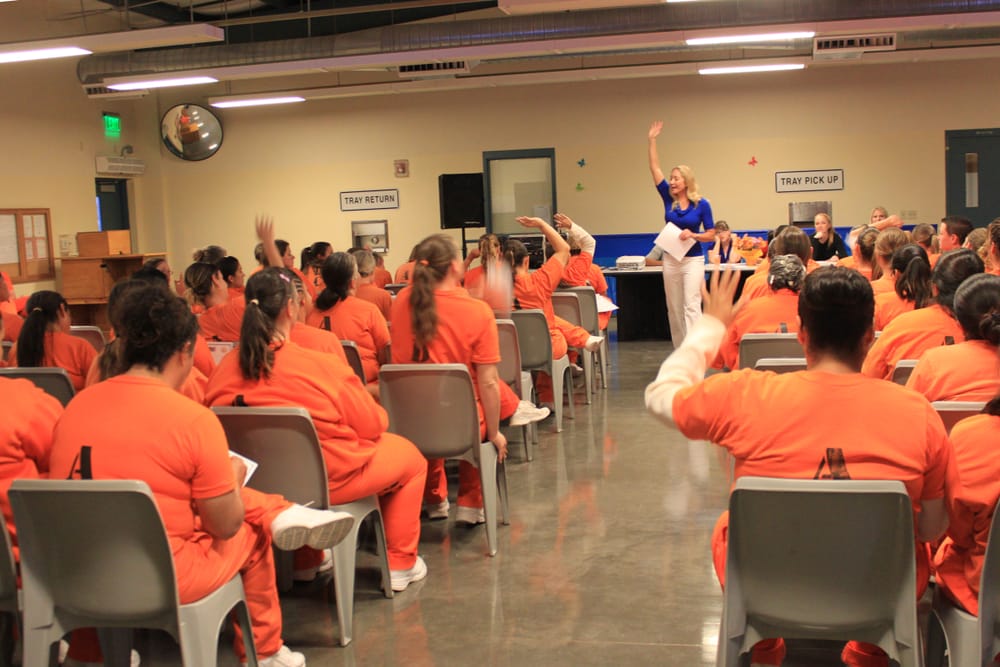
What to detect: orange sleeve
<box><xmin>186</xmin><ymin>411</ymin><xmax>237</xmax><ymax>500</ymax></box>
<box><xmin>536</xmin><ymin>255</ymin><xmax>567</xmax><ymax>294</ymax></box>
<box><xmin>861</xmin><ymin>329</ymin><xmax>892</xmax><ymax>379</ymax></box>
<box><xmin>470</xmin><ymin>302</ymin><xmax>501</xmax><ymax>366</ymax></box>
<box><xmin>193</xmin><ymin>335</ymin><xmax>216</xmax><ymax>377</ymax></box>
<box><xmin>562</xmin><ymin>252</ymin><xmax>594</xmax><ymax>286</ymax></box>
<box><xmin>370</xmin><ymin>307</ymin><xmax>390</xmax><ymax>357</ymax></box>
<box><xmin>18</xmin><ymin>384</ymin><xmax>63</xmax><ymax>475</ymax></box>
<box><xmin>672</xmin><ymin>370</ymin><xmax>754</xmax><ymax>453</ymax></box>
<box><xmin>718</xmin><ymin>321</ymin><xmax>741</xmax><ymax>371</ymax></box>
<box><xmin>85</xmin><ymin>354</ymin><xmax>101</xmax><ymax>387</ymax></box>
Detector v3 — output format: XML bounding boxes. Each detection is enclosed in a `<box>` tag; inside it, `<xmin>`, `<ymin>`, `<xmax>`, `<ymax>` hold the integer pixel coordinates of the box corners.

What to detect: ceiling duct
<box><xmin>397</xmin><ymin>61</ymin><xmax>475</xmax><ymax>78</ymax></box>
<box><xmin>813</xmin><ymin>34</ymin><xmax>897</xmax><ymax>60</ymax></box>
<box><xmin>77</xmin><ymin>0</ymin><xmax>1000</xmax><ymax>85</ymax></box>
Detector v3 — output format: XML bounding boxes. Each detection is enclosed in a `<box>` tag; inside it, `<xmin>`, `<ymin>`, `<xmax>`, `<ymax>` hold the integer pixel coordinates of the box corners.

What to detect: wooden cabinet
<box><xmin>61</xmin><ymin>253</ymin><xmax>165</xmax><ymax>331</ymax></box>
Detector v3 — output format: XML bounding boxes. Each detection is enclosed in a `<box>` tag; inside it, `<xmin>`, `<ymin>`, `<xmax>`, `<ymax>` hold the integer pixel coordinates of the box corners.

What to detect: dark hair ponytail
<box><xmin>16</xmin><ymin>291</ymin><xmax>67</xmax><ymax>368</ymax></box>
<box><xmin>933</xmin><ymin>249</ymin><xmax>985</xmax><ymax>313</ymax></box>
<box><xmin>184</xmin><ymin>262</ymin><xmax>219</xmax><ymax>307</ymax></box>
<box><xmin>301</xmin><ymin>242</ymin><xmax>331</xmax><ymax>271</ymax></box>
<box><xmin>952</xmin><ymin>273</ymin><xmax>1000</xmax><ymax>342</ymax></box>
<box><xmin>502</xmin><ymin>239</ymin><xmax>528</xmax><ymax>309</ymax></box>
<box><xmin>239</xmin><ymin>268</ymin><xmax>294</xmax><ymax>380</ymax></box>
<box><xmin>409</xmin><ymin>235</ymin><xmax>455</xmax><ymax>362</ymax></box>
<box><xmin>315</xmin><ymin>253</ymin><xmax>356</xmax><ymax>311</ymax></box>
<box><xmin>985</xmin><ymin>393</ymin><xmax>1000</xmax><ymax>417</ymax></box>
<box><xmin>892</xmin><ymin>244</ymin><xmax>933</xmax><ymax>308</ymax></box>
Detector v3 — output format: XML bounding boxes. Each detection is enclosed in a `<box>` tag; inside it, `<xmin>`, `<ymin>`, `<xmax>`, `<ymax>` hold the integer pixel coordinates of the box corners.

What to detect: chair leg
<box><xmin>521</xmin><ymin>425</ymin><xmax>532</xmax><ymax>462</ymax></box>
<box><xmin>477</xmin><ymin>443</ymin><xmax>499</xmax><ymax>557</ymax></box>
<box><xmin>497</xmin><ymin>460</ymin><xmax>510</xmax><ymax>525</ymax></box>
<box><xmin>234</xmin><ymin>600</ymin><xmax>258</xmax><ymax>667</ymax></box>
<box><xmin>331</xmin><ymin>517</ymin><xmax>363</xmax><ymax>646</ymax></box>
<box><xmin>564</xmin><ymin>366</ymin><xmax>576</xmax><ymax>421</ymax></box>
<box><xmin>600</xmin><ymin>336</ymin><xmax>609</xmax><ymax>389</ymax></box>
<box><xmin>582</xmin><ymin>349</ymin><xmax>593</xmax><ymax>404</ymax></box>
<box><xmin>372</xmin><ymin>511</ymin><xmax>394</xmax><ymax>599</ymax></box>
<box><xmin>550</xmin><ymin>364</ymin><xmax>564</xmax><ymax>433</ymax></box>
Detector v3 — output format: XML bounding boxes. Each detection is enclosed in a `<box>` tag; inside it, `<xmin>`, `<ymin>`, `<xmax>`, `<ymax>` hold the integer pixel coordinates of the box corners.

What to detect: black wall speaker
<box><xmin>439</xmin><ymin>173</ymin><xmax>485</xmax><ymax>229</ymax></box>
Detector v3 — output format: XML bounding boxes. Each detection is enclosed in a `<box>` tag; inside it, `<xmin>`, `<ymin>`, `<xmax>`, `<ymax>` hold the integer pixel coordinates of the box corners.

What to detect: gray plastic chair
<box><xmin>0</xmin><ymin>368</ymin><xmax>75</xmax><ymax>407</ymax></box>
<box><xmin>496</xmin><ymin>319</ymin><xmax>532</xmax><ymax>461</ymax></box>
<box><xmin>511</xmin><ymin>309</ymin><xmax>575</xmax><ymax>433</ymax></box>
<box><xmin>340</xmin><ymin>340</ymin><xmax>367</xmax><ymax>384</ymax></box>
<box><xmin>552</xmin><ymin>292</ymin><xmax>593</xmax><ymax>403</ymax></box>
<box><xmin>557</xmin><ymin>285</ymin><xmax>608</xmax><ymax>389</ymax></box>
<box><xmin>926</xmin><ymin>499</ymin><xmax>1000</xmax><ymax>667</ymax></box>
<box><xmin>68</xmin><ymin>325</ymin><xmax>106</xmax><ymax>353</ymax></box>
<box><xmin>0</xmin><ymin>342</ymin><xmax>11</xmax><ymax>365</ymax></box>
<box><xmin>753</xmin><ymin>357</ymin><xmax>807</xmax><ymax>374</ymax></box>
<box><xmin>211</xmin><ymin>406</ymin><xmax>391</xmax><ymax>647</ymax></box>
<box><xmin>379</xmin><ymin>363</ymin><xmax>509</xmax><ymax>557</ymax></box>
<box><xmin>384</xmin><ymin>283</ymin><xmax>406</xmax><ymax>295</ymax></box>
<box><xmin>719</xmin><ymin>477</ymin><xmax>921</xmax><ymax>667</ymax></box>
<box><xmin>0</xmin><ymin>522</ymin><xmax>19</xmax><ymax>667</ymax></box>
<box><xmin>9</xmin><ymin>479</ymin><xmax>257</xmax><ymax>667</ymax></box>
<box><xmin>892</xmin><ymin>359</ymin><xmax>919</xmax><ymax>385</ymax></box>
<box><xmin>931</xmin><ymin>401</ymin><xmax>987</xmax><ymax>434</ymax></box>
<box><xmin>737</xmin><ymin>333</ymin><xmax>804</xmax><ymax>370</ymax></box>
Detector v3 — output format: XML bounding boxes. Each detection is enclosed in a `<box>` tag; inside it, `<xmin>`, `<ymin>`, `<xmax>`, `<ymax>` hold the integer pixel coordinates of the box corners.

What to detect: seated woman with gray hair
<box><xmin>712</xmin><ymin>254</ymin><xmax>807</xmax><ymax>370</ymax></box>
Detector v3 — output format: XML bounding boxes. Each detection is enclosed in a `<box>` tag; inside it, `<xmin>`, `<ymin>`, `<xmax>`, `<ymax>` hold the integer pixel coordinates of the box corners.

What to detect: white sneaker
<box><xmin>584</xmin><ymin>335</ymin><xmax>604</xmax><ymax>352</ymax></box>
<box><xmin>570</xmin><ymin>363</ymin><xmax>584</xmax><ymax>377</ymax></box>
<box><xmin>62</xmin><ymin>649</ymin><xmax>141</xmax><ymax>667</ymax></box>
<box><xmin>390</xmin><ymin>555</ymin><xmax>428</xmax><ymax>592</ymax></box>
<box><xmin>271</xmin><ymin>505</ymin><xmax>354</xmax><ymax>551</ymax></box>
<box><xmin>509</xmin><ymin>400</ymin><xmax>550</xmax><ymax>427</ymax></box>
<box><xmin>293</xmin><ymin>548</ymin><xmax>333</xmax><ymax>582</ymax></box>
<box><xmin>243</xmin><ymin>645</ymin><xmax>305</xmax><ymax>667</ymax></box>
<box><xmin>424</xmin><ymin>499</ymin><xmax>450</xmax><ymax>520</ymax></box>
<box><xmin>455</xmin><ymin>506</ymin><xmax>485</xmax><ymax>525</ymax></box>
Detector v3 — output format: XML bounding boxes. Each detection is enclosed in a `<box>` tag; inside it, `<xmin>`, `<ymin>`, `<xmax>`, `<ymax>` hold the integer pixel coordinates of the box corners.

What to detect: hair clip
<box><xmin>249</xmin><ymin>298</ymin><xmax>260</xmax><ymax>306</ymax></box>
<box><xmin>418</xmin><ymin>259</ymin><xmax>429</xmax><ymax>266</ymax></box>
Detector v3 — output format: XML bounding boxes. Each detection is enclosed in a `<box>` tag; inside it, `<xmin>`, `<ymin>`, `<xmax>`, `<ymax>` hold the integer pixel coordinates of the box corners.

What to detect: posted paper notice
<box><xmin>654</xmin><ymin>222</ymin><xmax>696</xmax><ymax>261</ymax></box>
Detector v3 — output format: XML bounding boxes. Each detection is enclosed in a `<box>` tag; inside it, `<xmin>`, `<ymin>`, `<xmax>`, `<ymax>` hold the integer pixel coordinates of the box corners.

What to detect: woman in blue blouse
<box><xmin>648</xmin><ymin>120</ymin><xmax>716</xmax><ymax>345</ymax></box>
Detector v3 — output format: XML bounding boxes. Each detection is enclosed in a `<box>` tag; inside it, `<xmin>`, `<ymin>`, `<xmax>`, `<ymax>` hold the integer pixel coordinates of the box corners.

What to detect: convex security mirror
<box><xmin>161</xmin><ymin>104</ymin><xmax>223</xmax><ymax>161</ymax></box>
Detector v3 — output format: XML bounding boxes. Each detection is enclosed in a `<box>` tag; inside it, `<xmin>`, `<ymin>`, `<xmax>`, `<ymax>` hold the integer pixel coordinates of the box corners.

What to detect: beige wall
<box><xmin>1</xmin><ymin>51</ymin><xmax>998</xmax><ymax>295</ymax></box>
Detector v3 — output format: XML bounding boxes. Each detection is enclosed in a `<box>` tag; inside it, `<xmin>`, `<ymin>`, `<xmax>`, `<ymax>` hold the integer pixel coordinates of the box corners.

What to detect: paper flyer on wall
<box><xmin>654</xmin><ymin>222</ymin><xmax>696</xmax><ymax>261</ymax></box>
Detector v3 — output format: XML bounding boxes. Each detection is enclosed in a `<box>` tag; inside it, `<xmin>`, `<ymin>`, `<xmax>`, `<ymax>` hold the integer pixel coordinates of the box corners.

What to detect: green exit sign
<box><xmin>103</xmin><ymin>112</ymin><xmax>121</xmax><ymax>138</ymax></box>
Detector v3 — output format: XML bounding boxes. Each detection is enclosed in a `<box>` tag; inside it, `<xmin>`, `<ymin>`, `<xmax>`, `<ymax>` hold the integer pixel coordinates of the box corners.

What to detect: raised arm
<box><xmin>648</xmin><ymin>121</ymin><xmax>666</xmax><ymax>186</ymax></box>
<box><xmin>255</xmin><ymin>215</ymin><xmax>285</xmax><ymax>268</ymax></box>
<box><xmin>516</xmin><ymin>216</ymin><xmax>570</xmax><ymax>266</ymax></box>
<box><xmin>554</xmin><ymin>213</ymin><xmax>596</xmax><ymax>256</ymax></box>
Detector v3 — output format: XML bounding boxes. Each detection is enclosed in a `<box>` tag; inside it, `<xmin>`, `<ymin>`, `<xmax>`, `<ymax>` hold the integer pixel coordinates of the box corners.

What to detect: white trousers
<box><xmin>661</xmin><ymin>254</ymin><xmax>705</xmax><ymax>345</ymax></box>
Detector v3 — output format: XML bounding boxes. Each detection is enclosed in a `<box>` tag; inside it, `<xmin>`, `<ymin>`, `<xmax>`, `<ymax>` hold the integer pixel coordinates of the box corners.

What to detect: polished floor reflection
<box><xmin>135</xmin><ymin>332</ymin><xmax>847</xmax><ymax>666</ymax></box>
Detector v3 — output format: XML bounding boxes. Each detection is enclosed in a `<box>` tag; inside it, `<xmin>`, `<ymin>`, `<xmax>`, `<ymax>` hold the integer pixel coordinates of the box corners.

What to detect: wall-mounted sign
<box><xmin>340</xmin><ymin>189</ymin><xmax>400</xmax><ymax>211</ymax></box>
<box><xmin>775</xmin><ymin>169</ymin><xmax>844</xmax><ymax>193</ymax></box>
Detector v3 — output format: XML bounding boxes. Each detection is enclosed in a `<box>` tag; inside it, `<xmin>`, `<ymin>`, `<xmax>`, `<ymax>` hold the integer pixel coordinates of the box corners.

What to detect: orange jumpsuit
<box><xmin>391</xmin><ymin>286</ymin><xmax>520</xmax><ymax>510</ymax></box>
<box><xmin>713</xmin><ymin>288</ymin><xmax>800</xmax><ymax>370</ymax></box>
<box><xmin>873</xmin><ymin>292</ymin><xmax>916</xmax><ymax>332</ymax></box>
<box><xmin>305</xmin><ymin>296</ymin><xmax>389</xmax><ymax>383</ymax></box>
<box><xmin>0</xmin><ymin>377</ymin><xmax>61</xmax><ymax>561</ymax></box>
<box><xmin>9</xmin><ymin>331</ymin><xmax>98</xmax><ymax>391</ymax></box>
<box><xmin>289</xmin><ymin>321</ymin><xmax>349</xmax><ymax>364</ymax></box>
<box><xmin>356</xmin><ymin>283</ymin><xmax>393</xmax><ymax>323</ymax></box>
<box><xmin>561</xmin><ymin>252</ymin><xmax>613</xmax><ymax>330</ymax></box>
<box><xmin>1</xmin><ymin>311</ymin><xmax>22</xmax><ymax>342</ymax></box>
<box><xmin>205</xmin><ymin>342</ymin><xmax>425</xmax><ymax>571</ymax></box>
<box><xmin>395</xmin><ymin>261</ymin><xmax>416</xmax><ymax>284</ymax></box>
<box><xmin>198</xmin><ymin>296</ymin><xmax>246</xmax><ymax>342</ymax></box>
<box><xmin>862</xmin><ymin>304</ymin><xmax>965</xmax><ymax>380</ymax></box>
<box><xmin>934</xmin><ymin>414</ymin><xmax>1000</xmax><ymax>615</ymax></box>
<box><xmin>905</xmin><ymin>340</ymin><xmax>1000</xmax><ymax>402</ymax></box>
<box><xmin>742</xmin><ymin>260</ymin><xmax>820</xmax><ymax>301</ymax></box>
<box><xmin>514</xmin><ymin>256</ymin><xmax>591</xmax><ymax>359</ymax></box>
<box><xmin>373</xmin><ymin>267</ymin><xmax>393</xmax><ymax>289</ymax></box>
<box><xmin>870</xmin><ymin>275</ymin><xmax>895</xmax><ymax>296</ymax></box>
<box><xmin>193</xmin><ymin>334</ymin><xmax>216</xmax><ymax>378</ymax></box>
<box><xmin>49</xmin><ymin>374</ymin><xmax>293</xmax><ymax>661</ymax></box>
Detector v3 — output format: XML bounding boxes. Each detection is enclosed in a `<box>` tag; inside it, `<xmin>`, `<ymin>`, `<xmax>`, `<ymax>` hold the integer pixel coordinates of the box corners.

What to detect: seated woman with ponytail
<box><xmin>219</xmin><ymin>255</ymin><xmax>246</xmax><ymax>299</ymax></box>
<box><xmin>11</xmin><ymin>291</ymin><xmax>96</xmax><ymax>391</ymax></box>
<box><xmin>306</xmin><ymin>252</ymin><xmax>389</xmax><ymax>384</ymax></box>
<box><xmin>906</xmin><ymin>273</ymin><xmax>1000</xmax><ymax>402</ymax></box>
<box><xmin>463</xmin><ymin>233</ymin><xmax>502</xmax><ymax>293</ymax></box>
<box><xmin>869</xmin><ymin>228</ymin><xmax>911</xmax><ymax>295</ymax></box>
<box><xmin>555</xmin><ymin>215</ymin><xmax>613</xmax><ymax>331</ymax></box>
<box><xmin>185</xmin><ymin>261</ymin><xmax>246</xmax><ymax>343</ymax></box>
<box><xmin>391</xmin><ymin>234</ymin><xmax>548</xmax><ymax>525</ymax></box>
<box><xmin>205</xmin><ymin>268</ymin><xmax>428</xmax><ymax>592</ymax></box>
<box><xmin>874</xmin><ymin>244</ymin><xmax>934</xmax><ymax>331</ymax></box>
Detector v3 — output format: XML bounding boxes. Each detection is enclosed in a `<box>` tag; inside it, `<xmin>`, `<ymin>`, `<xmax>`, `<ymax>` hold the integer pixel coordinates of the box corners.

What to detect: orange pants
<box><xmin>425</xmin><ymin>459</ymin><xmax>482</xmax><ymax>509</ymax></box>
<box><xmin>535</xmin><ymin>316</ymin><xmax>592</xmax><ymax>403</ymax></box>
<box><xmin>327</xmin><ymin>433</ymin><xmax>426</xmax><ymax>571</ymax></box>
<box><xmin>68</xmin><ymin>488</ymin><xmax>291</xmax><ymax>662</ymax></box>
<box><xmin>711</xmin><ymin>511</ymin><xmax>929</xmax><ymax>667</ymax></box>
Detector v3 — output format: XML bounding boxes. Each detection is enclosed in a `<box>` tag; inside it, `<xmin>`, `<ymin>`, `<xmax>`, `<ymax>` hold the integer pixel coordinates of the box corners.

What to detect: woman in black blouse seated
<box><xmin>810</xmin><ymin>212</ymin><xmax>849</xmax><ymax>262</ymax></box>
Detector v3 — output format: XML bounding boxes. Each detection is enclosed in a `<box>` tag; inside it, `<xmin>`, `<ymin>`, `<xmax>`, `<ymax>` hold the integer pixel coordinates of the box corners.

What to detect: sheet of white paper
<box><xmin>229</xmin><ymin>451</ymin><xmax>258</xmax><ymax>485</ymax></box>
<box><xmin>654</xmin><ymin>222</ymin><xmax>697</xmax><ymax>261</ymax></box>
<box><xmin>596</xmin><ymin>293</ymin><xmax>619</xmax><ymax>313</ymax></box>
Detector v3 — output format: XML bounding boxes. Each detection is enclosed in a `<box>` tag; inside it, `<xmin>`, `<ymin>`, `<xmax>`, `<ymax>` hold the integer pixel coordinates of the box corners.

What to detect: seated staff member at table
<box><xmin>934</xmin><ymin>393</ymin><xmax>1000</xmax><ymax>617</ymax></box>
<box><xmin>873</xmin><ymin>245</ymin><xmax>933</xmax><ymax>331</ymax></box>
<box><xmin>51</xmin><ymin>282</ymin><xmax>354</xmax><ymax>667</ymax></box>
<box><xmin>352</xmin><ymin>249</ymin><xmax>392</xmax><ymax>323</ymax></box>
<box><xmin>648</xmin><ymin>120</ymin><xmax>716</xmax><ymax>345</ymax></box>
<box><xmin>391</xmin><ymin>234</ymin><xmax>548</xmax><ymax>524</ymax></box>
<box><xmin>645</xmin><ymin>266</ymin><xmax>953</xmax><ymax>667</ymax></box>
<box><xmin>713</xmin><ymin>255</ymin><xmax>805</xmax><ymax>371</ymax></box>
<box><xmin>906</xmin><ymin>273</ymin><xmax>1000</xmax><ymax>402</ymax></box>
<box><xmin>863</xmin><ymin>249</ymin><xmax>984</xmax><ymax>380</ymax></box>
<box><xmin>10</xmin><ymin>291</ymin><xmax>97</xmax><ymax>391</ymax></box>
<box><xmin>869</xmin><ymin>228</ymin><xmax>911</xmax><ymax>295</ymax></box>
<box><xmin>810</xmin><ymin>212</ymin><xmax>849</xmax><ymax>262</ymax></box>
<box><xmin>206</xmin><ymin>269</ymin><xmax>428</xmax><ymax>591</ymax></box>
<box><xmin>306</xmin><ymin>252</ymin><xmax>389</xmax><ymax>384</ymax></box>
<box><xmin>741</xmin><ymin>227</ymin><xmax>815</xmax><ymax>301</ymax></box>
<box><xmin>706</xmin><ymin>221</ymin><xmax>737</xmax><ymax>264</ymax></box>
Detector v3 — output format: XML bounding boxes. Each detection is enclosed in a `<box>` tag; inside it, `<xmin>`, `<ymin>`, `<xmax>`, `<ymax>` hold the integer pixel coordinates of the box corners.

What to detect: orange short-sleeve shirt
<box><xmin>356</xmin><ymin>284</ymin><xmax>392</xmax><ymax>323</ymax></box>
<box><xmin>289</xmin><ymin>321</ymin><xmax>348</xmax><ymax>364</ymax></box>
<box><xmin>715</xmin><ymin>289</ymin><xmax>800</xmax><ymax>370</ymax></box>
<box><xmin>198</xmin><ymin>296</ymin><xmax>246</xmax><ymax>342</ymax></box>
<box><xmin>1</xmin><ymin>312</ymin><xmax>22</xmax><ymax>343</ymax></box>
<box><xmin>905</xmin><ymin>340</ymin><xmax>1000</xmax><ymax>402</ymax></box>
<box><xmin>513</xmin><ymin>255</ymin><xmax>565</xmax><ymax>329</ymax></box>
<box><xmin>305</xmin><ymin>296</ymin><xmax>389</xmax><ymax>383</ymax></box>
<box><xmin>48</xmin><ymin>375</ymin><xmax>236</xmax><ymax>582</ymax></box>
<box><xmin>464</xmin><ymin>265</ymin><xmax>485</xmax><ymax>291</ymax></box>
<box><xmin>205</xmin><ymin>341</ymin><xmax>388</xmax><ymax>484</ymax></box>
<box><xmin>373</xmin><ymin>267</ymin><xmax>393</xmax><ymax>289</ymax></box>
<box><xmin>870</xmin><ymin>275</ymin><xmax>895</xmax><ymax>296</ymax></box>
<box><xmin>395</xmin><ymin>261</ymin><xmax>416</xmax><ymax>284</ymax></box>
<box><xmin>193</xmin><ymin>334</ymin><xmax>216</xmax><ymax>378</ymax></box>
<box><xmin>561</xmin><ymin>252</ymin><xmax>594</xmax><ymax>287</ymax></box>
<box><xmin>873</xmin><ymin>291</ymin><xmax>917</xmax><ymax>332</ymax></box>
<box><xmin>9</xmin><ymin>331</ymin><xmax>98</xmax><ymax>391</ymax></box>
<box><xmin>862</xmin><ymin>304</ymin><xmax>966</xmax><ymax>380</ymax></box>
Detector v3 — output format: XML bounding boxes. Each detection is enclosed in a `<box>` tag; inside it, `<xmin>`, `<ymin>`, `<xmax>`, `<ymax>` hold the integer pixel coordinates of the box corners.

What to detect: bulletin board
<box><xmin>0</xmin><ymin>209</ymin><xmax>55</xmax><ymax>283</ymax></box>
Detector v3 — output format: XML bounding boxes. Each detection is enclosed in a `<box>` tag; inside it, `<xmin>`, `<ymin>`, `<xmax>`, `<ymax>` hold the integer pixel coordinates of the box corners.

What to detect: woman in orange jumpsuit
<box><xmin>10</xmin><ymin>290</ymin><xmax>96</xmax><ymax>391</ymax></box>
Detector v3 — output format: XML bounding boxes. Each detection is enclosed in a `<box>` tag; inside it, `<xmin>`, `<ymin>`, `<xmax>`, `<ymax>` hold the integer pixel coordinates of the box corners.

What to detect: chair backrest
<box><xmin>340</xmin><ymin>340</ymin><xmax>366</xmax><ymax>384</ymax></box>
<box><xmin>551</xmin><ymin>292</ymin><xmax>583</xmax><ymax>331</ymax></box>
<box><xmin>726</xmin><ymin>477</ymin><xmax>915</xmax><ymax>645</ymax></box>
<box><xmin>0</xmin><ymin>522</ymin><xmax>17</xmax><ymax>614</ymax></box>
<box><xmin>557</xmin><ymin>286</ymin><xmax>600</xmax><ymax>334</ymax></box>
<box><xmin>978</xmin><ymin>499</ymin><xmax>1000</xmax><ymax>662</ymax></box>
<box><xmin>379</xmin><ymin>363</ymin><xmax>481</xmax><ymax>458</ymax></box>
<box><xmin>753</xmin><ymin>357</ymin><xmax>807</xmax><ymax>374</ymax></box>
<box><xmin>891</xmin><ymin>359</ymin><xmax>918</xmax><ymax>385</ymax></box>
<box><xmin>737</xmin><ymin>333</ymin><xmax>804</xmax><ymax>370</ymax></box>
<box><xmin>1</xmin><ymin>340</ymin><xmax>11</xmax><ymax>363</ymax></box>
<box><xmin>384</xmin><ymin>283</ymin><xmax>406</xmax><ymax>295</ymax></box>
<box><xmin>69</xmin><ymin>325</ymin><xmax>106</xmax><ymax>353</ymax></box>
<box><xmin>931</xmin><ymin>401</ymin><xmax>986</xmax><ymax>434</ymax></box>
<box><xmin>212</xmin><ymin>406</ymin><xmax>329</xmax><ymax>509</ymax></box>
<box><xmin>510</xmin><ymin>309</ymin><xmax>554</xmax><ymax>370</ymax></box>
<box><xmin>0</xmin><ymin>367</ymin><xmax>75</xmax><ymax>406</ymax></box>
<box><xmin>206</xmin><ymin>341</ymin><xmax>237</xmax><ymax>365</ymax></box>
<box><xmin>9</xmin><ymin>479</ymin><xmax>179</xmax><ymax>627</ymax></box>
<box><xmin>495</xmin><ymin>319</ymin><xmax>522</xmax><ymax>396</ymax></box>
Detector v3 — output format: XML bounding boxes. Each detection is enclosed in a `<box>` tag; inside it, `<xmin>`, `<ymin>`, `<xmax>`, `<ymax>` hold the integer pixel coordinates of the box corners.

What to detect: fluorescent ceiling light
<box><xmin>107</xmin><ymin>75</ymin><xmax>218</xmax><ymax>91</ymax></box>
<box><xmin>699</xmin><ymin>63</ymin><xmax>806</xmax><ymax>75</ymax></box>
<box><xmin>211</xmin><ymin>96</ymin><xmax>306</xmax><ymax>108</ymax></box>
<box><xmin>0</xmin><ymin>46</ymin><xmax>91</xmax><ymax>64</ymax></box>
<box><xmin>687</xmin><ymin>31</ymin><xmax>815</xmax><ymax>46</ymax></box>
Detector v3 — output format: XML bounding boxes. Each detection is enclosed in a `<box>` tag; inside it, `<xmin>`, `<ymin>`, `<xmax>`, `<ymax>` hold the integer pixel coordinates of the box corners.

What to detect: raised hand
<box><xmin>553</xmin><ymin>213</ymin><xmax>574</xmax><ymax>231</ymax></box>
<box><xmin>648</xmin><ymin>120</ymin><xmax>664</xmax><ymax>140</ymax></box>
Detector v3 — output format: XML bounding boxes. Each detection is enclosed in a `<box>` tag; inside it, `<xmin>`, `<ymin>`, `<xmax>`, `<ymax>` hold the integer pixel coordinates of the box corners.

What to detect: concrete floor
<box><xmin>132</xmin><ymin>328</ymin><xmax>851</xmax><ymax>667</ymax></box>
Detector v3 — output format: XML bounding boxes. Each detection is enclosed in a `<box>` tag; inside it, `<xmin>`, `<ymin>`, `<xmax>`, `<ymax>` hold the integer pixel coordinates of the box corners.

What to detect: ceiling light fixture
<box><xmin>699</xmin><ymin>63</ymin><xmax>806</xmax><ymax>75</ymax></box>
<box><xmin>210</xmin><ymin>96</ymin><xmax>306</xmax><ymax>108</ymax></box>
<box><xmin>0</xmin><ymin>46</ymin><xmax>91</xmax><ymax>64</ymax></box>
<box><xmin>106</xmin><ymin>75</ymin><xmax>218</xmax><ymax>91</ymax></box>
<box><xmin>687</xmin><ymin>31</ymin><xmax>815</xmax><ymax>46</ymax></box>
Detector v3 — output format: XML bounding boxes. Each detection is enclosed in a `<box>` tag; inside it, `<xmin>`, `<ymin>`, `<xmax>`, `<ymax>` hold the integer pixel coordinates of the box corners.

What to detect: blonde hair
<box><xmin>669</xmin><ymin>165</ymin><xmax>702</xmax><ymax>208</ymax></box>
<box><xmin>873</xmin><ymin>228</ymin><xmax>909</xmax><ymax>280</ymax></box>
<box><xmin>814</xmin><ymin>212</ymin><xmax>834</xmax><ymax>248</ymax></box>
